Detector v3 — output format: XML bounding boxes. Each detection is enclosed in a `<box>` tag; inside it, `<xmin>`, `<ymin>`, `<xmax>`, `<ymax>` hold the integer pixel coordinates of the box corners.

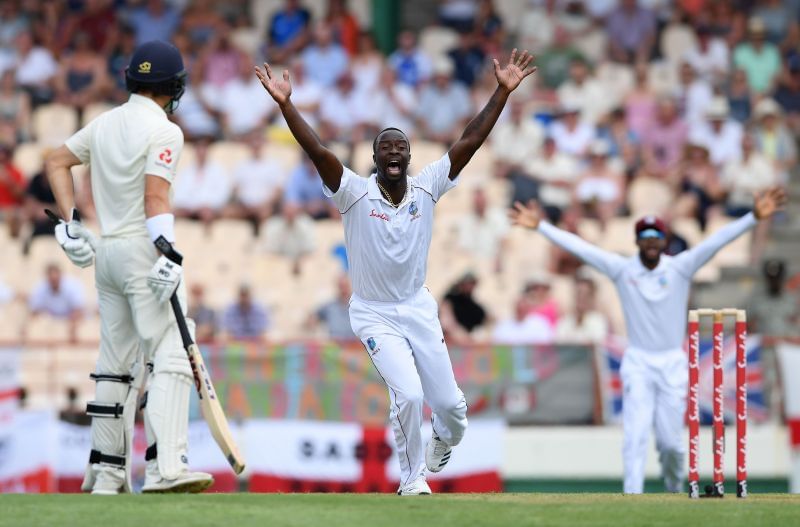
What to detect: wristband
<box><xmin>146</xmin><ymin>213</ymin><xmax>175</xmax><ymax>243</ymax></box>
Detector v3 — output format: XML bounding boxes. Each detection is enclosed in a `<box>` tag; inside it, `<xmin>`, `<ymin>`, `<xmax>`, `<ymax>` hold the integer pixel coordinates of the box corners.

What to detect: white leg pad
<box><xmin>144</xmin><ymin>325</ymin><xmax>194</xmax><ymax>480</ymax></box>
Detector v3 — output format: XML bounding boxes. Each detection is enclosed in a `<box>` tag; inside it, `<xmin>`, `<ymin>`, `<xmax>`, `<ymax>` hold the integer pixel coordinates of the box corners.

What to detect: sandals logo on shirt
<box><xmin>366</xmin><ymin>337</ymin><xmax>380</xmax><ymax>355</ymax></box>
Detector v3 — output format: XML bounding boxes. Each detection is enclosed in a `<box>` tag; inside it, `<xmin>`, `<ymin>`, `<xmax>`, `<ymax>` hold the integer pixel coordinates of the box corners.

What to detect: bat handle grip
<box><xmin>154</xmin><ymin>236</ymin><xmax>193</xmax><ymax>347</ymax></box>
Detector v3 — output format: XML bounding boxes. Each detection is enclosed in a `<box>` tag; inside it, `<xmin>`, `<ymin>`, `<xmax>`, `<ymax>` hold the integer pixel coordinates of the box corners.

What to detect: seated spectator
<box><xmin>474</xmin><ymin>0</ymin><xmax>505</xmax><ymax>56</ymax></box>
<box><xmin>179</xmin><ymin>0</ymin><xmax>225</xmax><ymax>49</ymax></box>
<box><xmin>491</xmin><ymin>99</ymin><xmax>544</xmax><ymax>204</ymax></box>
<box><xmin>683</xmin><ymin>24</ymin><xmax>730</xmax><ymax>83</ymax></box>
<box><xmin>0</xmin><ymin>143</ymin><xmax>25</xmax><ymax>237</ymax></box>
<box><xmin>752</xmin><ymin>98</ymin><xmax>797</xmax><ymax>183</ymax></box>
<box><xmin>457</xmin><ymin>187</ymin><xmax>509</xmax><ymax>273</ymax></box>
<box><xmin>733</xmin><ymin>17</ymin><xmax>781</xmax><ymax>95</ymax></box>
<box><xmin>23</xmin><ymin>165</ymin><xmax>57</xmax><ymax>251</ymax></box>
<box><xmin>574</xmin><ymin>140</ymin><xmax>626</xmax><ymax>226</ymax></box>
<box><xmin>492</xmin><ymin>295</ymin><xmax>553</xmax><ymax>346</ymax></box>
<box><xmin>773</xmin><ymin>57</ymin><xmax>800</xmax><ymax>133</ymax></box>
<box><xmin>440</xmin><ymin>272</ymin><xmax>489</xmax><ymax>344</ymax></box>
<box><xmin>106</xmin><ymin>24</ymin><xmax>137</xmax><ymax>104</ymax></box>
<box><xmin>274</xmin><ymin>59</ymin><xmax>322</xmax><ymax>132</ymax></box>
<box><xmin>674</xmin><ymin>142</ymin><xmax>723</xmax><ymax>230</ymax></box>
<box><xmin>230</xmin><ymin>130</ymin><xmax>285</xmax><ymax>234</ymax></box>
<box><xmin>307</xmin><ymin>274</ymin><xmax>356</xmax><ymax>340</ymax></box>
<box><xmin>548</xmin><ymin>207</ymin><xmax>584</xmax><ymax>276</ymax></box>
<box><xmin>747</xmin><ymin>260</ymin><xmax>800</xmax><ymax>341</ymax></box>
<box><xmin>676</xmin><ymin>61</ymin><xmax>713</xmax><ymax>128</ymax></box>
<box><xmin>54</xmin><ymin>31</ymin><xmax>110</xmax><ymax>112</ymax></box>
<box><xmin>527</xmin><ymin>137</ymin><xmax>579</xmax><ymax>223</ymax></box>
<box><xmin>535</xmin><ymin>27</ymin><xmax>583</xmax><ymax>90</ymax></box>
<box><xmin>127</xmin><ymin>0</ymin><xmax>180</xmax><ymax>46</ymax></box>
<box><xmin>197</xmin><ymin>25</ymin><xmax>249</xmax><ymax>102</ymax></box>
<box><xmin>223</xmin><ymin>284</ymin><xmax>269</xmax><ymax>340</ymax></box>
<box><xmin>216</xmin><ymin>59</ymin><xmax>277</xmax><ymax>138</ymax></box>
<box><xmin>558</xmin><ymin>57</ymin><xmax>608</xmax><ymax>126</ymax></box>
<box><xmin>366</xmin><ymin>65</ymin><xmax>418</xmax><ymax>138</ymax></box>
<box><xmin>549</xmin><ymin>104</ymin><xmax>596</xmax><ymax>157</ymax></box>
<box><xmin>447</xmin><ymin>31</ymin><xmax>486</xmax><ymax>88</ymax></box>
<box><xmin>283</xmin><ymin>154</ymin><xmax>338</xmax><ymax>219</ymax></box>
<box><xmin>555</xmin><ymin>275</ymin><xmax>608</xmax><ymax>345</ymax></box>
<box><xmin>606</xmin><ymin>0</ymin><xmax>656</xmax><ymax>64</ymax></box>
<box><xmin>319</xmin><ymin>72</ymin><xmax>371</xmax><ymax>148</ymax></box>
<box><xmin>325</xmin><ymin>0</ymin><xmax>360</xmax><ymax>56</ymax></box>
<box><xmin>726</xmin><ymin>68</ymin><xmax>752</xmax><ymax>124</ymax></box>
<box><xmin>0</xmin><ymin>69</ymin><xmax>30</xmax><ymax>145</ymax></box>
<box><xmin>388</xmin><ymin>30</ymin><xmax>432</xmax><ymax>88</ymax></box>
<box><xmin>597</xmin><ymin>107</ymin><xmax>639</xmax><ymax>172</ymax></box>
<box><xmin>523</xmin><ymin>272</ymin><xmax>559</xmax><ymax>329</ymax></box>
<box><xmin>753</xmin><ymin>0</ymin><xmax>795</xmax><ymax>45</ymax></box>
<box><xmin>28</xmin><ymin>263</ymin><xmax>85</xmax><ymax>341</ymax></box>
<box><xmin>689</xmin><ymin>97</ymin><xmax>743</xmax><ymax>167</ymax></box>
<box><xmin>301</xmin><ymin>22</ymin><xmax>349</xmax><ymax>88</ymax></box>
<box><xmin>13</xmin><ymin>31</ymin><xmax>58</xmax><ymax>105</ymax></box>
<box><xmin>265</xmin><ymin>0</ymin><xmax>312</xmax><ymax>65</ymax></box>
<box><xmin>623</xmin><ymin>63</ymin><xmax>657</xmax><ymax>140</ymax></box>
<box><xmin>351</xmin><ymin>31</ymin><xmax>383</xmax><ymax>95</ymax></box>
<box><xmin>641</xmin><ymin>97</ymin><xmax>688</xmax><ymax>178</ymax></box>
<box><xmin>262</xmin><ymin>204</ymin><xmax>316</xmax><ymax>275</ymax></box>
<box><xmin>173</xmin><ymin>67</ymin><xmax>221</xmax><ymax>140</ymax></box>
<box><xmin>173</xmin><ymin>137</ymin><xmax>232</xmax><ymax>227</ymax></box>
<box><xmin>188</xmin><ymin>283</ymin><xmax>217</xmax><ymax>343</ymax></box>
<box><xmin>416</xmin><ymin>57</ymin><xmax>472</xmax><ymax>144</ymax></box>
<box><xmin>438</xmin><ymin>0</ymin><xmax>477</xmax><ymax>32</ymax></box>
<box><xmin>722</xmin><ymin>134</ymin><xmax>778</xmax><ymax>218</ymax></box>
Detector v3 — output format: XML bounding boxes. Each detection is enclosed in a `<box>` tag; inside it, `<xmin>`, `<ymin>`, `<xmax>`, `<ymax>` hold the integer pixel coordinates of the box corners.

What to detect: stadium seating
<box><xmin>32</xmin><ymin>104</ymin><xmax>79</xmax><ymax>147</ymax></box>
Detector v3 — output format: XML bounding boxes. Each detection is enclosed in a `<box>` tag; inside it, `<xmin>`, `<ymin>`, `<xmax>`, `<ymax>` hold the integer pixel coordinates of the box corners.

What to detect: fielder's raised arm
<box><xmin>447</xmin><ymin>49</ymin><xmax>536</xmax><ymax>179</ymax></box>
<box><xmin>254</xmin><ymin>62</ymin><xmax>343</xmax><ymax>192</ymax></box>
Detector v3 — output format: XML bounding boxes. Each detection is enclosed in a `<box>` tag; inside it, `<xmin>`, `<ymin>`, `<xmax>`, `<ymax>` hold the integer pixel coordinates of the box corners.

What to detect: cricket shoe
<box><xmin>425</xmin><ymin>435</ymin><xmax>452</xmax><ymax>473</ymax></box>
<box><xmin>397</xmin><ymin>477</ymin><xmax>432</xmax><ymax>496</ymax></box>
<box><xmin>91</xmin><ymin>466</ymin><xmax>126</xmax><ymax>495</ymax></box>
<box><xmin>142</xmin><ymin>464</ymin><xmax>214</xmax><ymax>494</ymax></box>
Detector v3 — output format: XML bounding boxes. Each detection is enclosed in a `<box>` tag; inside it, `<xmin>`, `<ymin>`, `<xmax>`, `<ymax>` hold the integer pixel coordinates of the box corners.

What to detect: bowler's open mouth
<box><xmin>387</xmin><ymin>160</ymin><xmax>401</xmax><ymax>175</ymax></box>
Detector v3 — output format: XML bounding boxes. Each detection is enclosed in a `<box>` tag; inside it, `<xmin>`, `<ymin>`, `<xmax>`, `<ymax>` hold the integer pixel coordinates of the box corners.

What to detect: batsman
<box><xmin>45</xmin><ymin>41</ymin><xmax>213</xmax><ymax>494</ymax></box>
<box><xmin>510</xmin><ymin>189</ymin><xmax>785</xmax><ymax>493</ymax></box>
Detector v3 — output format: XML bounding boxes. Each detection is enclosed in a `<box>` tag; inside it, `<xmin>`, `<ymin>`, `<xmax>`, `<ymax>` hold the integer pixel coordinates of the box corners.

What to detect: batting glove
<box><xmin>147</xmin><ymin>255</ymin><xmax>182</xmax><ymax>303</ymax></box>
<box><xmin>49</xmin><ymin>209</ymin><xmax>99</xmax><ymax>268</ymax></box>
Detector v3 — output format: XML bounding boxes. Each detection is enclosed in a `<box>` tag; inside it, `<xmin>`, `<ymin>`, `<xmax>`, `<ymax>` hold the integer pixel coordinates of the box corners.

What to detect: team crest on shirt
<box><xmin>366</xmin><ymin>337</ymin><xmax>379</xmax><ymax>355</ymax></box>
<box><xmin>409</xmin><ymin>201</ymin><xmax>421</xmax><ymax>220</ymax></box>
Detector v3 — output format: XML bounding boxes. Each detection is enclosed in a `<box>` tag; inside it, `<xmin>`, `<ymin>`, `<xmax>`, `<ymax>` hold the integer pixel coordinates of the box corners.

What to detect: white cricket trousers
<box><xmin>621</xmin><ymin>346</ymin><xmax>687</xmax><ymax>494</ymax></box>
<box><xmin>349</xmin><ymin>287</ymin><xmax>468</xmax><ymax>487</ymax></box>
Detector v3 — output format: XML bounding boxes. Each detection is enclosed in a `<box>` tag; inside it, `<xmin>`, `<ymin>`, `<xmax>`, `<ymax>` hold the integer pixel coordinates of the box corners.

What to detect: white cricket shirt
<box><xmin>538</xmin><ymin>213</ymin><xmax>757</xmax><ymax>352</ymax></box>
<box><xmin>65</xmin><ymin>94</ymin><xmax>184</xmax><ymax>238</ymax></box>
<box><xmin>323</xmin><ymin>154</ymin><xmax>457</xmax><ymax>302</ymax></box>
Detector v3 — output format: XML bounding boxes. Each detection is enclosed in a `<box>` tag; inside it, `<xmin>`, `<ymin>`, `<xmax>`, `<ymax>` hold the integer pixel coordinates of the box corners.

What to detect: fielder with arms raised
<box><xmin>509</xmin><ymin>189</ymin><xmax>785</xmax><ymax>493</ymax></box>
<box><xmin>46</xmin><ymin>40</ymin><xmax>213</xmax><ymax>494</ymax></box>
<box><xmin>256</xmin><ymin>50</ymin><xmax>535</xmax><ymax>495</ymax></box>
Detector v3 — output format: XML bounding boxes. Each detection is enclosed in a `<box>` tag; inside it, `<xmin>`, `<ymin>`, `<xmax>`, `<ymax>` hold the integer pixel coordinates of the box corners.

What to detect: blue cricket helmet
<box><xmin>125</xmin><ymin>40</ymin><xmax>187</xmax><ymax>113</ymax></box>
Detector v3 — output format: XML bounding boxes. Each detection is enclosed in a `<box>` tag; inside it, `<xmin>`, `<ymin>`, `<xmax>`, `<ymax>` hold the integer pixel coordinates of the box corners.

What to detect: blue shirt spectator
<box><xmin>284</xmin><ymin>156</ymin><xmax>334</xmax><ymax>219</ymax></box>
<box><xmin>269</xmin><ymin>1</ymin><xmax>311</xmax><ymax>46</ymax></box>
<box><xmin>301</xmin><ymin>23</ymin><xmax>349</xmax><ymax>87</ymax></box>
<box><xmin>223</xmin><ymin>285</ymin><xmax>269</xmax><ymax>339</ymax></box>
<box><xmin>126</xmin><ymin>0</ymin><xmax>180</xmax><ymax>46</ymax></box>
<box><xmin>388</xmin><ymin>30</ymin><xmax>433</xmax><ymax>87</ymax></box>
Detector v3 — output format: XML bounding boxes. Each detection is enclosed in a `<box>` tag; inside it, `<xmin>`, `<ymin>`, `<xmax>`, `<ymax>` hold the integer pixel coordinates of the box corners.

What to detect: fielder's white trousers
<box><xmin>621</xmin><ymin>346</ymin><xmax>687</xmax><ymax>494</ymax></box>
<box><xmin>349</xmin><ymin>287</ymin><xmax>468</xmax><ymax>487</ymax></box>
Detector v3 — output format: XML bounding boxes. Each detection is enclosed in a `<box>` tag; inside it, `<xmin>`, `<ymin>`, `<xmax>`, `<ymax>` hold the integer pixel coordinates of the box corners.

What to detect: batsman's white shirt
<box><xmin>66</xmin><ymin>94</ymin><xmax>183</xmax><ymax>237</ymax></box>
<box><xmin>323</xmin><ymin>155</ymin><xmax>468</xmax><ymax>489</ymax></box>
<box><xmin>538</xmin><ymin>212</ymin><xmax>757</xmax><ymax>493</ymax></box>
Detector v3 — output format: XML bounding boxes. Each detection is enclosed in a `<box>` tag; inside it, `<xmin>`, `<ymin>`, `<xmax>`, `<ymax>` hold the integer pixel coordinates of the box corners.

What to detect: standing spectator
<box><xmin>307</xmin><ymin>274</ymin><xmax>356</xmax><ymax>340</ymax></box>
<box><xmin>126</xmin><ymin>0</ymin><xmax>180</xmax><ymax>46</ymax></box>
<box><xmin>752</xmin><ymin>98</ymin><xmax>797</xmax><ymax>183</ymax></box>
<box><xmin>491</xmin><ymin>99</ymin><xmax>544</xmax><ymax>204</ymax></box>
<box><xmin>457</xmin><ymin>187</ymin><xmax>509</xmax><ymax>272</ymax></box>
<box><xmin>555</xmin><ymin>275</ymin><xmax>608</xmax><ymax>345</ymax></box>
<box><xmin>528</xmin><ymin>136</ymin><xmax>579</xmax><ymax>224</ymax></box>
<box><xmin>283</xmin><ymin>154</ymin><xmax>338</xmax><ymax>219</ymax></box>
<box><xmin>28</xmin><ymin>262</ymin><xmax>85</xmax><ymax>341</ymax></box>
<box><xmin>223</xmin><ymin>284</ymin><xmax>269</xmax><ymax>340</ymax></box>
<box><xmin>12</xmin><ymin>30</ymin><xmax>57</xmax><ymax>105</ymax></box>
<box><xmin>230</xmin><ymin>130</ymin><xmax>285</xmax><ymax>233</ymax></box>
<box><xmin>173</xmin><ymin>137</ymin><xmax>232</xmax><ymax>226</ymax></box>
<box><xmin>447</xmin><ymin>32</ymin><xmax>486</xmax><ymax>88</ymax></box>
<box><xmin>54</xmin><ymin>31</ymin><xmax>110</xmax><ymax>112</ymax></box>
<box><xmin>549</xmin><ymin>105</ymin><xmax>596</xmax><ymax>157</ymax></box>
<box><xmin>265</xmin><ymin>0</ymin><xmax>311</xmax><ymax>64</ymax></box>
<box><xmin>0</xmin><ymin>69</ymin><xmax>30</xmax><ymax>145</ymax></box>
<box><xmin>188</xmin><ymin>283</ymin><xmax>217</xmax><ymax>343</ymax></box>
<box><xmin>558</xmin><ymin>57</ymin><xmax>608</xmax><ymax>126</ymax></box>
<box><xmin>492</xmin><ymin>295</ymin><xmax>553</xmax><ymax>345</ymax></box>
<box><xmin>325</xmin><ymin>0</ymin><xmax>360</xmax><ymax>56</ymax></box>
<box><xmin>642</xmin><ymin>97</ymin><xmax>688</xmax><ymax>178</ymax></box>
<box><xmin>301</xmin><ymin>22</ymin><xmax>349</xmax><ymax>88</ymax></box>
<box><xmin>574</xmin><ymin>140</ymin><xmax>626</xmax><ymax>226</ymax></box>
<box><xmin>0</xmin><ymin>143</ymin><xmax>24</xmax><ymax>236</ymax></box>
<box><xmin>733</xmin><ymin>17</ymin><xmax>781</xmax><ymax>95</ymax></box>
<box><xmin>262</xmin><ymin>204</ymin><xmax>316</xmax><ymax>275</ymax></box>
<box><xmin>689</xmin><ymin>98</ymin><xmax>743</xmax><ymax>167</ymax></box>
<box><xmin>416</xmin><ymin>58</ymin><xmax>472</xmax><ymax>144</ymax></box>
<box><xmin>440</xmin><ymin>272</ymin><xmax>489</xmax><ymax>344</ymax></box>
<box><xmin>747</xmin><ymin>260</ymin><xmax>800</xmax><ymax>339</ymax></box>
<box><xmin>388</xmin><ymin>30</ymin><xmax>433</xmax><ymax>88</ymax></box>
<box><xmin>683</xmin><ymin>24</ymin><xmax>729</xmax><ymax>83</ymax></box>
<box><xmin>606</xmin><ymin>0</ymin><xmax>656</xmax><ymax>64</ymax></box>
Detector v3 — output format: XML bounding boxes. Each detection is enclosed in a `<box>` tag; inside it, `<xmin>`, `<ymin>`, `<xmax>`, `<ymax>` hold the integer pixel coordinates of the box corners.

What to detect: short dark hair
<box><xmin>372</xmin><ymin>127</ymin><xmax>410</xmax><ymax>154</ymax></box>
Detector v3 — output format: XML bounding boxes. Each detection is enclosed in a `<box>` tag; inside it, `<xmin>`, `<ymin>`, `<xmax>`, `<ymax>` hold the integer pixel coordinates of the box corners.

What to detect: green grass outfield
<box><xmin>2</xmin><ymin>493</ymin><xmax>799</xmax><ymax>527</ymax></box>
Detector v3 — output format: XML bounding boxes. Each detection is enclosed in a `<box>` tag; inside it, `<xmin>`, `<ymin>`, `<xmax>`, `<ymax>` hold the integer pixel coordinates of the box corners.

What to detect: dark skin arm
<box><xmin>254</xmin><ymin>63</ymin><xmax>344</xmax><ymax>192</ymax></box>
<box><xmin>447</xmin><ymin>49</ymin><xmax>536</xmax><ymax>180</ymax></box>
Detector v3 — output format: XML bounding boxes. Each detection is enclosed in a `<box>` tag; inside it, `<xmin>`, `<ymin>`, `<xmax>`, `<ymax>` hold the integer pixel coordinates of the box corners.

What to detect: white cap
<box><xmin>754</xmin><ymin>98</ymin><xmax>781</xmax><ymax>118</ymax></box>
<box><xmin>588</xmin><ymin>139</ymin><xmax>610</xmax><ymax>156</ymax></box>
<box><xmin>705</xmin><ymin>97</ymin><xmax>730</xmax><ymax>120</ymax></box>
<box><xmin>432</xmin><ymin>56</ymin><xmax>454</xmax><ymax>76</ymax></box>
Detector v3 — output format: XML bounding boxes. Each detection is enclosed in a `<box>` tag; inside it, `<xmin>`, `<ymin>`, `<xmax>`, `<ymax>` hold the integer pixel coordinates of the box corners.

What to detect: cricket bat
<box><xmin>154</xmin><ymin>236</ymin><xmax>246</xmax><ymax>474</ymax></box>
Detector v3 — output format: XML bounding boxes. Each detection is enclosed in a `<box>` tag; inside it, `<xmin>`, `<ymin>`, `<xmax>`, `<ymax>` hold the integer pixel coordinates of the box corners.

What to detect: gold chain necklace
<box><xmin>377</xmin><ymin>179</ymin><xmax>405</xmax><ymax>208</ymax></box>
